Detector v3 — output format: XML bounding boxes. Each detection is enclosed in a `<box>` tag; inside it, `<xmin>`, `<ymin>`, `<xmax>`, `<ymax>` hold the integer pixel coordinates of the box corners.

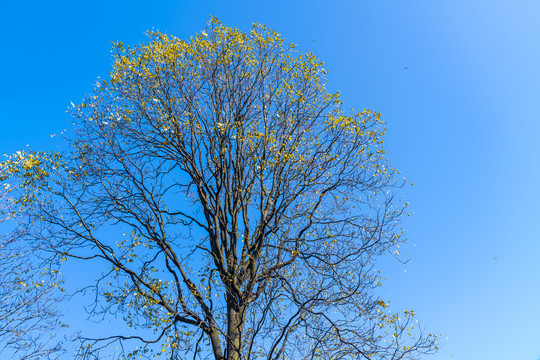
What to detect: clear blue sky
<box><xmin>1</xmin><ymin>1</ymin><xmax>539</xmax><ymax>359</ymax></box>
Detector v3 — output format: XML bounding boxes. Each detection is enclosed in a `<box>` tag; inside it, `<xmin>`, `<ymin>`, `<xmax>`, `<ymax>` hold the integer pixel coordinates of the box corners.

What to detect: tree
<box><xmin>2</xmin><ymin>18</ymin><xmax>438</xmax><ymax>360</ymax></box>
<box><xmin>0</xmin><ymin>159</ymin><xmax>64</xmax><ymax>360</ymax></box>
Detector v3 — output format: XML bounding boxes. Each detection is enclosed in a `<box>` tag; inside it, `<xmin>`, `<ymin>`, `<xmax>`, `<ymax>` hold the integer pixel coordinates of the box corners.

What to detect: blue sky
<box><xmin>1</xmin><ymin>1</ymin><xmax>539</xmax><ymax>359</ymax></box>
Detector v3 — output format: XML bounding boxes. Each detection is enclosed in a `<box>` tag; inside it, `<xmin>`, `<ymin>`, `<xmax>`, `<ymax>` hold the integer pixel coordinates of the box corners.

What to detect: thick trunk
<box><xmin>227</xmin><ymin>306</ymin><xmax>245</xmax><ymax>360</ymax></box>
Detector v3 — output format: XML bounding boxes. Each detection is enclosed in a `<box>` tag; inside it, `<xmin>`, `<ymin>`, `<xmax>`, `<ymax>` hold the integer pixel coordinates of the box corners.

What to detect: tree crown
<box><xmin>0</xmin><ymin>18</ymin><xmax>437</xmax><ymax>360</ymax></box>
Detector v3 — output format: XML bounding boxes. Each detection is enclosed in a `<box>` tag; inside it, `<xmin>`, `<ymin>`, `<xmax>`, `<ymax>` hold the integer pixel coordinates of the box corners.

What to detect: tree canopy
<box><xmin>0</xmin><ymin>163</ymin><xmax>64</xmax><ymax>360</ymax></box>
<box><xmin>0</xmin><ymin>18</ymin><xmax>437</xmax><ymax>360</ymax></box>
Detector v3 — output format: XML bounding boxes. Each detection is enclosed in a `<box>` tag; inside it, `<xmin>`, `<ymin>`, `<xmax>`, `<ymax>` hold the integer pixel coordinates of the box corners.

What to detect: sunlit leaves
<box><xmin>0</xmin><ymin>17</ymin><xmax>438</xmax><ymax>360</ymax></box>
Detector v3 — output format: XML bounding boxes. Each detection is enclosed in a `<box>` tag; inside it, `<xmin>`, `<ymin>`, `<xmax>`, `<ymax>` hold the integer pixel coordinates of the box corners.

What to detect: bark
<box><xmin>208</xmin><ymin>328</ymin><xmax>224</xmax><ymax>360</ymax></box>
<box><xmin>226</xmin><ymin>303</ymin><xmax>245</xmax><ymax>360</ymax></box>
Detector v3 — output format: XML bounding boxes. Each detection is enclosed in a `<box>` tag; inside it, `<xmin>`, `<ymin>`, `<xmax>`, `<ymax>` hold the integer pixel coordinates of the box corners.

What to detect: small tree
<box><xmin>0</xmin><ymin>161</ymin><xmax>63</xmax><ymax>360</ymax></box>
<box><xmin>2</xmin><ymin>19</ymin><xmax>437</xmax><ymax>360</ymax></box>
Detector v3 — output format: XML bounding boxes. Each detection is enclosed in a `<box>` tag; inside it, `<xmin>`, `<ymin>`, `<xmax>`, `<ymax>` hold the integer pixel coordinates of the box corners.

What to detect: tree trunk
<box><xmin>226</xmin><ymin>305</ymin><xmax>245</xmax><ymax>360</ymax></box>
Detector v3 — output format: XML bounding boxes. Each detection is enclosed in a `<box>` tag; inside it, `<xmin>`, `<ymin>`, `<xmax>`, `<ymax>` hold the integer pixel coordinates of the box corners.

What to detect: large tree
<box><xmin>2</xmin><ymin>19</ymin><xmax>437</xmax><ymax>360</ymax></box>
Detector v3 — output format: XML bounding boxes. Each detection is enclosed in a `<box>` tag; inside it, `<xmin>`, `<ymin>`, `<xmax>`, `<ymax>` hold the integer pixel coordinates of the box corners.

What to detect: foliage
<box><xmin>0</xmin><ymin>155</ymin><xmax>64</xmax><ymax>360</ymax></box>
<box><xmin>1</xmin><ymin>18</ymin><xmax>438</xmax><ymax>360</ymax></box>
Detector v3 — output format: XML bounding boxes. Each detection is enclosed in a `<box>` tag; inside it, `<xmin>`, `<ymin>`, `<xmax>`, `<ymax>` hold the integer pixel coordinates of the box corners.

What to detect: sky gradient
<box><xmin>1</xmin><ymin>1</ymin><xmax>539</xmax><ymax>359</ymax></box>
